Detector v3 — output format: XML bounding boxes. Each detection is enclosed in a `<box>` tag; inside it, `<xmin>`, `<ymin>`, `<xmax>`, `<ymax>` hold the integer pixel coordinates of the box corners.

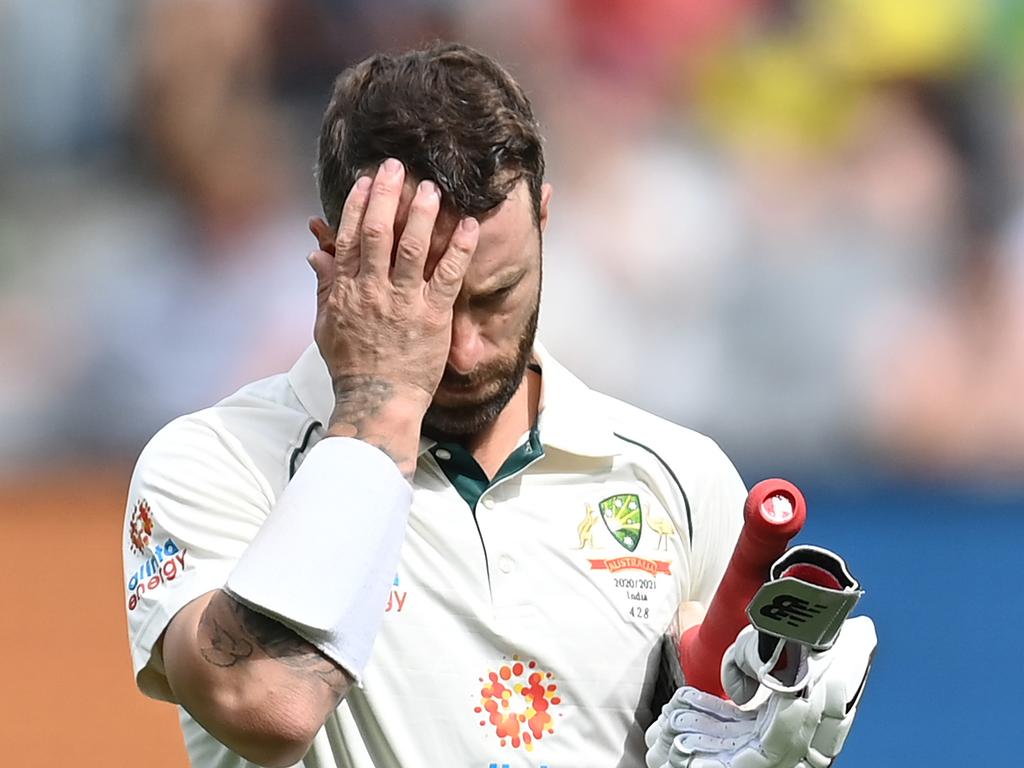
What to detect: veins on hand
<box><xmin>329</xmin><ymin>375</ymin><xmax>418</xmax><ymax>480</ymax></box>
<box><xmin>198</xmin><ymin>591</ymin><xmax>350</xmax><ymax>698</ymax></box>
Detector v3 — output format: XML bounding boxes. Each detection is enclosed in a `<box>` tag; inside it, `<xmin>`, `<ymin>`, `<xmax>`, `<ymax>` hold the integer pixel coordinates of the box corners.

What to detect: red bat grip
<box><xmin>678</xmin><ymin>479</ymin><xmax>806</xmax><ymax>698</ymax></box>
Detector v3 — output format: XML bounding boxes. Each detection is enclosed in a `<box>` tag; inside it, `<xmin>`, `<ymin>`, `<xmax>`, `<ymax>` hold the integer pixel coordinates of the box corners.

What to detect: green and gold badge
<box><xmin>599</xmin><ymin>493</ymin><xmax>642</xmax><ymax>552</ymax></box>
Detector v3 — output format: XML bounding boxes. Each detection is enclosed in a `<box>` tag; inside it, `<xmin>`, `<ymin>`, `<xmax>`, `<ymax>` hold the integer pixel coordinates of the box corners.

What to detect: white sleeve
<box><xmin>685</xmin><ymin>438</ymin><xmax>747</xmax><ymax>606</ymax></box>
<box><xmin>122</xmin><ymin>415</ymin><xmax>271</xmax><ymax>690</ymax></box>
<box><xmin>225</xmin><ymin>436</ymin><xmax>412</xmax><ymax>682</ymax></box>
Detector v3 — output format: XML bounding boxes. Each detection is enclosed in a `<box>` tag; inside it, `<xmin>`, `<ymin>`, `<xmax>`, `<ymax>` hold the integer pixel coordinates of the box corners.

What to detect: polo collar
<box><xmin>531</xmin><ymin>341</ymin><xmax>621</xmax><ymax>458</ymax></box>
<box><xmin>287</xmin><ymin>340</ymin><xmax>620</xmax><ymax>460</ymax></box>
<box><xmin>287</xmin><ymin>343</ymin><xmax>334</xmax><ymax>426</ymax></box>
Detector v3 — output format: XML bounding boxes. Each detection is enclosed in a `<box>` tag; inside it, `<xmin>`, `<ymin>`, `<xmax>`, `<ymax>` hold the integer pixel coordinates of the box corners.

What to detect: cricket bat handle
<box><xmin>678</xmin><ymin>478</ymin><xmax>807</xmax><ymax>698</ymax></box>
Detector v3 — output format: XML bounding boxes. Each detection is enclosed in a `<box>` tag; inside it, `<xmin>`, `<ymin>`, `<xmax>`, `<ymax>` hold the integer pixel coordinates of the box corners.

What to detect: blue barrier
<box><xmin>780</xmin><ymin>480</ymin><xmax>1022</xmax><ymax>767</ymax></box>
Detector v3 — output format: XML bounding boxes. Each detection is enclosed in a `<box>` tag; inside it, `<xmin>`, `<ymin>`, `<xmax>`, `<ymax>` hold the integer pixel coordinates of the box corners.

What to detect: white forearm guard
<box><xmin>226</xmin><ymin>436</ymin><xmax>412</xmax><ymax>683</ymax></box>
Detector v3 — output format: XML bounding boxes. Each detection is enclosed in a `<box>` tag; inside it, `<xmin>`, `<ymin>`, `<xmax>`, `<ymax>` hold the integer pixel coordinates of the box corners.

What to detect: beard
<box><xmin>422</xmin><ymin>298</ymin><xmax>539</xmax><ymax>440</ymax></box>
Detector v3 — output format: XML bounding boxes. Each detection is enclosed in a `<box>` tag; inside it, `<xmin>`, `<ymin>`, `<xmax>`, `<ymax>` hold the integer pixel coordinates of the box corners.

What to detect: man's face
<box><xmin>393</xmin><ymin>179</ymin><xmax>548</xmax><ymax>439</ymax></box>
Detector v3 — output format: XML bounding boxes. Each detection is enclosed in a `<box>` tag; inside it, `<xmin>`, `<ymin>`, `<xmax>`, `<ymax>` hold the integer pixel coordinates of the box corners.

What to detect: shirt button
<box><xmin>498</xmin><ymin>555</ymin><xmax>514</xmax><ymax>573</ymax></box>
<box><xmin>481</xmin><ymin>497</ymin><xmax>495</xmax><ymax>509</ymax></box>
<box><xmin>435</xmin><ymin>448</ymin><xmax>452</xmax><ymax>461</ymax></box>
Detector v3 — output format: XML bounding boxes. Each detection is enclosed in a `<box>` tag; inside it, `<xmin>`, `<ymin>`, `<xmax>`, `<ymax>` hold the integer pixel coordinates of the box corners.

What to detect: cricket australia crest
<box><xmin>599</xmin><ymin>493</ymin><xmax>642</xmax><ymax>552</ymax></box>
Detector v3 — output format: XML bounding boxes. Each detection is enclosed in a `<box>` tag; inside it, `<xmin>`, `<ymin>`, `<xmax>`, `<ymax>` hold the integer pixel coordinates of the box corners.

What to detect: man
<box><xmin>123</xmin><ymin>42</ymin><xmax>873</xmax><ymax>768</ymax></box>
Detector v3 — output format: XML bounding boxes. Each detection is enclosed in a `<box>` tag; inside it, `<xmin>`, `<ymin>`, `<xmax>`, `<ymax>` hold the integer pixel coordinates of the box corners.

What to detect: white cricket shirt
<box><xmin>123</xmin><ymin>342</ymin><xmax>746</xmax><ymax>768</ymax></box>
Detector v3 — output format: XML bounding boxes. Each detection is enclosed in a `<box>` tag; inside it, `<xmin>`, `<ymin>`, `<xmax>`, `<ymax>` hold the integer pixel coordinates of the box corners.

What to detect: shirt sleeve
<box><xmin>685</xmin><ymin>437</ymin><xmax>748</xmax><ymax>607</ymax></box>
<box><xmin>122</xmin><ymin>413</ymin><xmax>272</xmax><ymax>696</ymax></box>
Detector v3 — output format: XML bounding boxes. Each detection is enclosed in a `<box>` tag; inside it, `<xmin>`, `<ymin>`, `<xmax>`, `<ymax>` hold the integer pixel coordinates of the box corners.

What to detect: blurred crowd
<box><xmin>3</xmin><ymin>0</ymin><xmax>1024</xmax><ymax>483</ymax></box>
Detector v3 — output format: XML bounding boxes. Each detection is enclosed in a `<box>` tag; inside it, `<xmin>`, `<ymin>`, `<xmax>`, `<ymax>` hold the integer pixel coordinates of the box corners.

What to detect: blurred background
<box><xmin>1</xmin><ymin>0</ymin><xmax>1021</xmax><ymax>764</ymax></box>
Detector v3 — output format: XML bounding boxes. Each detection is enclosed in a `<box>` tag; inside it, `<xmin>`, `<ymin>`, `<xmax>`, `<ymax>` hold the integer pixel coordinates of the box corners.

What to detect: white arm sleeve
<box><xmin>226</xmin><ymin>436</ymin><xmax>412</xmax><ymax>682</ymax></box>
<box><xmin>124</xmin><ymin>414</ymin><xmax>413</xmax><ymax>695</ymax></box>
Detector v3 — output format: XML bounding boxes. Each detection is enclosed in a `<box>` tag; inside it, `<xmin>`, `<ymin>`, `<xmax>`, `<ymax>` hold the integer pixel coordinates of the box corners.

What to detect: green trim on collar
<box><xmin>431</xmin><ymin>426</ymin><xmax>544</xmax><ymax>509</ymax></box>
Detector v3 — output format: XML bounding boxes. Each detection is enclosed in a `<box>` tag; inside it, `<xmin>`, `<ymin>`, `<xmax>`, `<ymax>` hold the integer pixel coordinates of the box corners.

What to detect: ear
<box><xmin>539</xmin><ymin>183</ymin><xmax>553</xmax><ymax>233</ymax></box>
<box><xmin>307</xmin><ymin>216</ymin><xmax>336</xmax><ymax>255</ymax></box>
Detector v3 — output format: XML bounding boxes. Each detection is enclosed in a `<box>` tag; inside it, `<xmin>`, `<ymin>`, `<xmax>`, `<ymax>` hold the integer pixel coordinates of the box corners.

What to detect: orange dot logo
<box><xmin>128</xmin><ymin>499</ymin><xmax>155</xmax><ymax>555</ymax></box>
<box><xmin>474</xmin><ymin>658</ymin><xmax>562</xmax><ymax>751</ymax></box>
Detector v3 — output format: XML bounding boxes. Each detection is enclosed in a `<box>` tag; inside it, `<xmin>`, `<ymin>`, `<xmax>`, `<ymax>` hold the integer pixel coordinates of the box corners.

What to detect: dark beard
<box><xmin>422</xmin><ymin>300</ymin><xmax>539</xmax><ymax>440</ymax></box>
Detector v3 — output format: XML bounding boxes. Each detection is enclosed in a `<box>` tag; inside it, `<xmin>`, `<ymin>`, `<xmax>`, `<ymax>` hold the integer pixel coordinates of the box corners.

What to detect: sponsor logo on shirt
<box><xmin>128</xmin><ymin>498</ymin><xmax>155</xmax><ymax>555</ymax></box>
<box><xmin>386</xmin><ymin>574</ymin><xmax>407</xmax><ymax>613</ymax></box>
<box><xmin>125</xmin><ymin>538</ymin><xmax>188</xmax><ymax>612</ymax></box>
<box><xmin>474</xmin><ymin>657</ymin><xmax>562</xmax><ymax>752</ymax></box>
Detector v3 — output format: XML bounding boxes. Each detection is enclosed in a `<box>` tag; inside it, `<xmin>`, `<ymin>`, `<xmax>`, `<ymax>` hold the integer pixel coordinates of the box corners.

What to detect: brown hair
<box><xmin>316</xmin><ymin>42</ymin><xmax>544</xmax><ymax>229</ymax></box>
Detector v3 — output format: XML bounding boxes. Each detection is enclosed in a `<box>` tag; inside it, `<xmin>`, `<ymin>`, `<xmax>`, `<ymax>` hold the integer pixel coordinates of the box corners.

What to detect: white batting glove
<box><xmin>646</xmin><ymin>617</ymin><xmax>876</xmax><ymax>768</ymax></box>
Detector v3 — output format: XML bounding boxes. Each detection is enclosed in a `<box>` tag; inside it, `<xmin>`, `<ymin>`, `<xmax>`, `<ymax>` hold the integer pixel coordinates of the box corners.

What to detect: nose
<box><xmin>447</xmin><ymin>310</ymin><xmax>484</xmax><ymax>375</ymax></box>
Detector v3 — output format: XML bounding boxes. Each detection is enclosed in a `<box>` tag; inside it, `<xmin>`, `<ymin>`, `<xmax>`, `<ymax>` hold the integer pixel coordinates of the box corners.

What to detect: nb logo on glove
<box><xmin>758</xmin><ymin>594</ymin><xmax>826</xmax><ymax>627</ymax></box>
<box><xmin>747</xmin><ymin>547</ymin><xmax>865</xmax><ymax>650</ymax></box>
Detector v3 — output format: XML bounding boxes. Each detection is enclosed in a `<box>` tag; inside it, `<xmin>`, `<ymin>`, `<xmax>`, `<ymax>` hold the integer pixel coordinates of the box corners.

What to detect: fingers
<box><xmin>427</xmin><ymin>216</ymin><xmax>478</xmax><ymax>306</ymax></box>
<box><xmin>392</xmin><ymin>180</ymin><xmax>440</xmax><ymax>288</ymax></box>
<box><xmin>677</xmin><ymin>601</ymin><xmax>707</xmax><ymax>634</ymax></box>
<box><xmin>676</xmin><ymin>688</ymin><xmax>755</xmax><ymax>723</ymax></box>
<box><xmin>329</xmin><ymin>158</ymin><xmax>475</xmax><ymax>304</ymax></box>
<box><xmin>308</xmin><ymin>216</ymin><xmax>336</xmax><ymax>254</ymax></box>
<box><xmin>334</xmin><ymin>176</ymin><xmax>373</xmax><ymax>276</ymax></box>
<box><xmin>359</xmin><ymin>158</ymin><xmax>405</xmax><ymax>278</ymax></box>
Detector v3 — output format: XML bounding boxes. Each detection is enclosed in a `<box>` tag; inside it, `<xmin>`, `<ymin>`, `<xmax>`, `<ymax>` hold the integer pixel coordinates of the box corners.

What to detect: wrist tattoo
<box><xmin>329</xmin><ymin>375</ymin><xmax>420</xmax><ymax>480</ymax></box>
<box><xmin>199</xmin><ymin>591</ymin><xmax>349</xmax><ymax>697</ymax></box>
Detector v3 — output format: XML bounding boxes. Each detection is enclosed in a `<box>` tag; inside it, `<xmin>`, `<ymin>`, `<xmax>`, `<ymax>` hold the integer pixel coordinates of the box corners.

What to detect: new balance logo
<box><xmin>758</xmin><ymin>594</ymin><xmax>827</xmax><ymax>627</ymax></box>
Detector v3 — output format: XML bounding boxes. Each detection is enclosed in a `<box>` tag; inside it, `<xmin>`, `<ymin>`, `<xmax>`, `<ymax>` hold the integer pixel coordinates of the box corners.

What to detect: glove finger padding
<box><xmin>647</xmin><ymin>689</ymin><xmax>754</xmax><ymax>768</ymax></box>
<box><xmin>668</xmin><ymin>707</ymin><xmax>759</xmax><ymax>753</ymax></box>
<box><xmin>662</xmin><ymin>687</ymin><xmax>820</xmax><ymax>768</ymax></box>
<box><xmin>647</xmin><ymin>687</ymin><xmax>703</xmax><ymax>750</ymax></box>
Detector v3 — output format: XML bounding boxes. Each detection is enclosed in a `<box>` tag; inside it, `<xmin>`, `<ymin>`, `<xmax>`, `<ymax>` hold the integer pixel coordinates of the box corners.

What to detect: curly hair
<box><xmin>316</xmin><ymin>42</ymin><xmax>545</xmax><ymax>229</ymax></box>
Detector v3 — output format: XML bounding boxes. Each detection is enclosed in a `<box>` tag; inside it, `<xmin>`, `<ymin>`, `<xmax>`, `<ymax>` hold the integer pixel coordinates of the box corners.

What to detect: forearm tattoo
<box><xmin>330</xmin><ymin>375</ymin><xmax>418</xmax><ymax>480</ymax></box>
<box><xmin>199</xmin><ymin>591</ymin><xmax>349</xmax><ymax>697</ymax></box>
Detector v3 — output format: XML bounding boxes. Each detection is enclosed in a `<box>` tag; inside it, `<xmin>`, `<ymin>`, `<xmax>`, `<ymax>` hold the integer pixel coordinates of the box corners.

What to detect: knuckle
<box><xmin>391</xmin><ymin>288</ymin><xmax>417</xmax><ymax>309</ymax></box>
<box><xmin>434</xmin><ymin>258</ymin><xmax>465</xmax><ymax>285</ymax></box>
<box><xmin>361</xmin><ymin>220</ymin><xmax>390</xmax><ymax>243</ymax></box>
<box><xmin>373</xmin><ymin>176</ymin><xmax>399</xmax><ymax>195</ymax></box>
<box><xmin>426</xmin><ymin>310</ymin><xmax>450</xmax><ymax>330</ymax></box>
<box><xmin>451</xmin><ymin>227</ymin><xmax>479</xmax><ymax>253</ymax></box>
<box><xmin>395</xmin><ymin>238</ymin><xmax>425</xmax><ymax>263</ymax></box>
<box><xmin>325</xmin><ymin>293</ymin><xmax>346</xmax><ymax>316</ymax></box>
<box><xmin>335</xmin><ymin>226</ymin><xmax>358</xmax><ymax>249</ymax></box>
<box><xmin>449</xmin><ymin>242</ymin><xmax>474</xmax><ymax>262</ymax></box>
<box><xmin>355</xmin><ymin>280</ymin><xmax>380</xmax><ymax>302</ymax></box>
<box><xmin>409</xmin><ymin>196</ymin><xmax>438</xmax><ymax>217</ymax></box>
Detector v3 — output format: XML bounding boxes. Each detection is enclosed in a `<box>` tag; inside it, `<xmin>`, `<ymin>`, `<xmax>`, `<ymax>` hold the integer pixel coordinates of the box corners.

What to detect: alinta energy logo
<box><xmin>475</xmin><ymin>657</ymin><xmax>562</xmax><ymax>752</ymax></box>
<box><xmin>128</xmin><ymin>499</ymin><xmax>155</xmax><ymax>555</ymax></box>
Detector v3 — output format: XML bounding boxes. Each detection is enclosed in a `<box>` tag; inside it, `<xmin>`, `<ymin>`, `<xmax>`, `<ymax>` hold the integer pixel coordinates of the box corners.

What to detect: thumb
<box><xmin>307</xmin><ymin>249</ymin><xmax>334</xmax><ymax>283</ymax></box>
<box><xmin>722</xmin><ymin>627</ymin><xmax>763</xmax><ymax>705</ymax></box>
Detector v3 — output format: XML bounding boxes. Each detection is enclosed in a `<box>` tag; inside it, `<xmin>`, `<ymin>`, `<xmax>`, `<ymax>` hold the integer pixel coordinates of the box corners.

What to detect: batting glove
<box><xmin>645</xmin><ymin>617</ymin><xmax>876</xmax><ymax>768</ymax></box>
